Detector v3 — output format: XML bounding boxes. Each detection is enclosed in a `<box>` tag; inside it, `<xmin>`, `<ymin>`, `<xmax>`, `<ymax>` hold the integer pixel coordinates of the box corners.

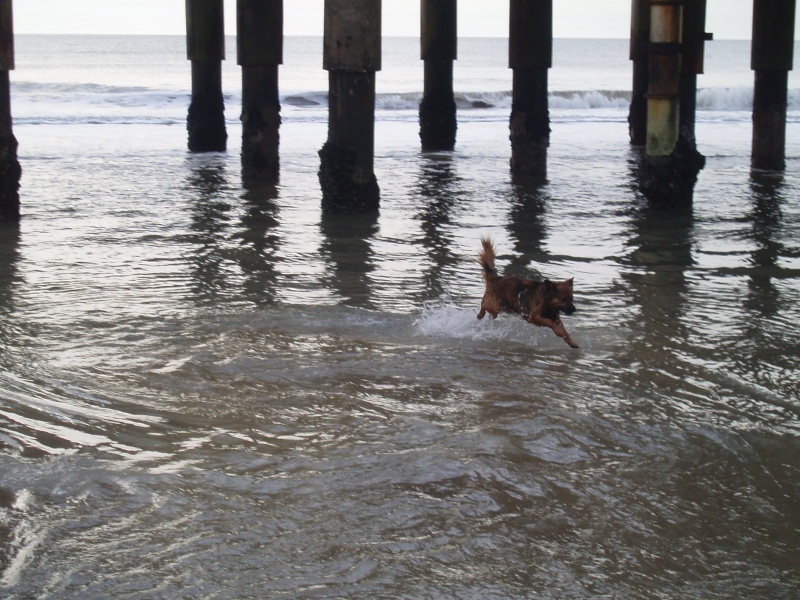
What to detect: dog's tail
<box><xmin>478</xmin><ymin>237</ymin><xmax>498</xmax><ymax>282</ymax></box>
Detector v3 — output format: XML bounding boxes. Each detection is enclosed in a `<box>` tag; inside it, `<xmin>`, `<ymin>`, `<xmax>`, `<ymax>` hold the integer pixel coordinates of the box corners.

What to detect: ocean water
<box><xmin>1</xmin><ymin>35</ymin><xmax>799</xmax><ymax>598</ymax></box>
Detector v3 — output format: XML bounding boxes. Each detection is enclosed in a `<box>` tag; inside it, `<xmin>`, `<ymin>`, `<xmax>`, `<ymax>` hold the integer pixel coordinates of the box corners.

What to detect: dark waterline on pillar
<box><xmin>319</xmin><ymin>71</ymin><xmax>380</xmax><ymax>214</ymax></box>
<box><xmin>241</xmin><ymin>65</ymin><xmax>281</xmax><ymax>180</ymax></box>
<box><xmin>0</xmin><ymin>72</ymin><xmax>19</xmax><ymax>222</ymax></box>
<box><xmin>187</xmin><ymin>60</ymin><xmax>227</xmax><ymax>153</ymax></box>
<box><xmin>420</xmin><ymin>60</ymin><xmax>457</xmax><ymax>151</ymax></box>
<box><xmin>509</xmin><ymin>68</ymin><xmax>550</xmax><ymax>178</ymax></box>
<box><xmin>752</xmin><ymin>69</ymin><xmax>789</xmax><ymax>171</ymax></box>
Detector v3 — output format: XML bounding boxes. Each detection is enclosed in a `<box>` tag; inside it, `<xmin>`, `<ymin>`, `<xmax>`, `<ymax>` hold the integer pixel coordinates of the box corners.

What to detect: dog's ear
<box><xmin>542</xmin><ymin>279</ymin><xmax>556</xmax><ymax>298</ymax></box>
<box><xmin>567</xmin><ymin>277</ymin><xmax>574</xmax><ymax>288</ymax></box>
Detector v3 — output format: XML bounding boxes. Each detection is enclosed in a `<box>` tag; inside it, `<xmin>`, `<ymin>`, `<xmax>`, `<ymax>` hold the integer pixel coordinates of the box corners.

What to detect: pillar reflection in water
<box><xmin>185</xmin><ymin>155</ymin><xmax>233</xmax><ymax>304</ymax></box>
<box><xmin>415</xmin><ymin>155</ymin><xmax>463</xmax><ymax>302</ymax></box>
<box><xmin>319</xmin><ymin>212</ymin><xmax>378</xmax><ymax>309</ymax></box>
<box><xmin>506</xmin><ymin>174</ymin><xmax>550</xmax><ymax>278</ymax></box>
<box><xmin>238</xmin><ymin>180</ymin><xmax>281</xmax><ymax>306</ymax></box>
<box><xmin>745</xmin><ymin>172</ymin><xmax>787</xmax><ymax>318</ymax></box>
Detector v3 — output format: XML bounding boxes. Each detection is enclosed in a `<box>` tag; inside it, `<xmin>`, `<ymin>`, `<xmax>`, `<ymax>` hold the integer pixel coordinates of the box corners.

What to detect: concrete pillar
<box><xmin>186</xmin><ymin>0</ymin><xmax>227</xmax><ymax>152</ymax></box>
<box><xmin>751</xmin><ymin>0</ymin><xmax>796</xmax><ymax>171</ymax></box>
<box><xmin>319</xmin><ymin>0</ymin><xmax>381</xmax><ymax>213</ymax></box>
<box><xmin>509</xmin><ymin>0</ymin><xmax>552</xmax><ymax>177</ymax></box>
<box><xmin>0</xmin><ymin>0</ymin><xmax>20</xmax><ymax>223</ymax></box>
<box><xmin>420</xmin><ymin>0</ymin><xmax>457</xmax><ymax>151</ymax></box>
<box><xmin>629</xmin><ymin>0</ymin><xmax>650</xmax><ymax>145</ymax></box>
<box><xmin>237</xmin><ymin>0</ymin><xmax>283</xmax><ymax>180</ymax></box>
<box><xmin>679</xmin><ymin>0</ymin><xmax>710</xmax><ymax>145</ymax></box>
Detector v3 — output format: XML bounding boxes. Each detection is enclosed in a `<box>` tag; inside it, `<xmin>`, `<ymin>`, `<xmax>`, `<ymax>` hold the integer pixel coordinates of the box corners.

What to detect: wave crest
<box><xmin>11</xmin><ymin>81</ymin><xmax>800</xmax><ymax>126</ymax></box>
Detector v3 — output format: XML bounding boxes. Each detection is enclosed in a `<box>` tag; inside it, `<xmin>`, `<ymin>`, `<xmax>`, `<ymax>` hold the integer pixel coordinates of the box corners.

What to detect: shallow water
<box><xmin>1</xmin><ymin>114</ymin><xmax>798</xmax><ymax>598</ymax></box>
<box><xmin>3</xmin><ymin>31</ymin><xmax>800</xmax><ymax>596</ymax></box>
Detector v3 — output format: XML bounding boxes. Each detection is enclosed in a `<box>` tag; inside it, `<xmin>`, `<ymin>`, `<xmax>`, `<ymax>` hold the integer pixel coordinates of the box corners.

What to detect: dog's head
<box><xmin>544</xmin><ymin>278</ymin><xmax>576</xmax><ymax>316</ymax></box>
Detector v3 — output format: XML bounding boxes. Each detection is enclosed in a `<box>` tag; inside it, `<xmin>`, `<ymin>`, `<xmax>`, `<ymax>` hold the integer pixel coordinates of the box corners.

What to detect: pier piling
<box><xmin>319</xmin><ymin>0</ymin><xmax>381</xmax><ymax>213</ymax></box>
<box><xmin>751</xmin><ymin>0</ymin><xmax>796</xmax><ymax>171</ymax></box>
<box><xmin>645</xmin><ymin>0</ymin><xmax>682</xmax><ymax>159</ymax></box>
<box><xmin>637</xmin><ymin>0</ymin><xmax>705</xmax><ymax>207</ymax></box>
<box><xmin>420</xmin><ymin>0</ymin><xmax>457</xmax><ymax>151</ymax></box>
<box><xmin>508</xmin><ymin>0</ymin><xmax>552</xmax><ymax>178</ymax></box>
<box><xmin>679</xmin><ymin>0</ymin><xmax>709</xmax><ymax>146</ymax></box>
<box><xmin>238</xmin><ymin>0</ymin><xmax>283</xmax><ymax>180</ymax></box>
<box><xmin>629</xmin><ymin>0</ymin><xmax>651</xmax><ymax>145</ymax></box>
<box><xmin>0</xmin><ymin>0</ymin><xmax>19</xmax><ymax>223</ymax></box>
<box><xmin>186</xmin><ymin>0</ymin><xmax>227</xmax><ymax>153</ymax></box>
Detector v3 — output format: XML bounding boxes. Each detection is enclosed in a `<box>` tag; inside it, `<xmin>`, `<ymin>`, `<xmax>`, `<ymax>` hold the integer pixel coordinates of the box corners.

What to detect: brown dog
<box><xmin>477</xmin><ymin>237</ymin><xmax>579</xmax><ymax>348</ymax></box>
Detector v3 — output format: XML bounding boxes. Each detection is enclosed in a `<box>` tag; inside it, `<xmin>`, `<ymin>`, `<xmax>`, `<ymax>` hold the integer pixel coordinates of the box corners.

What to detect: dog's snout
<box><xmin>564</xmin><ymin>305</ymin><xmax>576</xmax><ymax>316</ymax></box>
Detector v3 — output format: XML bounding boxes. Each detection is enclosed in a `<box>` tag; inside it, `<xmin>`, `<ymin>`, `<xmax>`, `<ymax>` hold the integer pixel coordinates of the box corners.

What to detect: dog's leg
<box><xmin>560</xmin><ymin>328</ymin><xmax>579</xmax><ymax>348</ymax></box>
<box><xmin>478</xmin><ymin>307</ymin><xmax>499</xmax><ymax>319</ymax></box>
<box><xmin>478</xmin><ymin>295</ymin><xmax>500</xmax><ymax>320</ymax></box>
<box><xmin>553</xmin><ymin>318</ymin><xmax>579</xmax><ymax>348</ymax></box>
<box><xmin>529</xmin><ymin>315</ymin><xmax>579</xmax><ymax>348</ymax></box>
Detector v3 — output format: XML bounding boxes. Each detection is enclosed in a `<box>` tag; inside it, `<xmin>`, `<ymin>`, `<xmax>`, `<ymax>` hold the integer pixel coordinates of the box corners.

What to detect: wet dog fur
<box><xmin>477</xmin><ymin>238</ymin><xmax>579</xmax><ymax>348</ymax></box>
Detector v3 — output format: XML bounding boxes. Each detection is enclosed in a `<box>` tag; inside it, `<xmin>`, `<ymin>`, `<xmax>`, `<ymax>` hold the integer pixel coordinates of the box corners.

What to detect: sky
<box><xmin>9</xmin><ymin>0</ymin><xmax>800</xmax><ymax>40</ymax></box>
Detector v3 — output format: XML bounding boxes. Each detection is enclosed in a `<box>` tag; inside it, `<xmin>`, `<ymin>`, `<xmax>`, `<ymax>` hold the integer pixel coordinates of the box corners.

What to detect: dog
<box><xmin>477</xmin><ymin>237</ymin><xmax>579</xmax><ymax>348</ymax></box>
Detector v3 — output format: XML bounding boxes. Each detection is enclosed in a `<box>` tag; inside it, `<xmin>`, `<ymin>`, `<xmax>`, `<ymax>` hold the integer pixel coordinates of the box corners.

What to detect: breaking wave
<box><xmin>10</xmin><ymin>81</ymin><xmax>800</xmax><ymax>126</ymax></box>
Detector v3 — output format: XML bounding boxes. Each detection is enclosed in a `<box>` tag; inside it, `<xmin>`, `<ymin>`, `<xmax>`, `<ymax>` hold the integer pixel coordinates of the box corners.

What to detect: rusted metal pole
<box><xmin>637</xmin><ymin>0</ymin><xmax>704</xmax><ymax>207</ymax></box>
<box><xmin>186</xmin><ymin>0</ymin><xmax>227</xmax><ymax>152</ymax></box>
<box><xmin>751</xmin><ymin>0</ymin><xmax>796</xmax><ymax>171</ymax></box>
<box><xmin>237</xmin><ymin>0</ymin><xmax>283</xmax><ymax>180</ymax></box>
<box><xmin>509</xmin><ymin>0</ymin><xmax>552</xmax><ymax>177</ymax></box>
<box><xmin>629</xmin><ymin>0</ymin><xmax>650</xmax><ymax>145</ymax></box>
<box><xmin>645</xmin><ymin>0</ymin><xmax>682</xmax><ymax>158</ymax></box>
<box><xmin>420</xmin><ymin>0</ymin><xmax>457</xmax><ymax>151</ymax></box>
<box><xmin>0</xmin><ymin>0</ymin><xmax>20</xmax><ymax>222</ymax></box>
<box><xmin>319</xmin><ymin>0</ymin><xmax>381</xmax><ymax>213</ymax></box>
